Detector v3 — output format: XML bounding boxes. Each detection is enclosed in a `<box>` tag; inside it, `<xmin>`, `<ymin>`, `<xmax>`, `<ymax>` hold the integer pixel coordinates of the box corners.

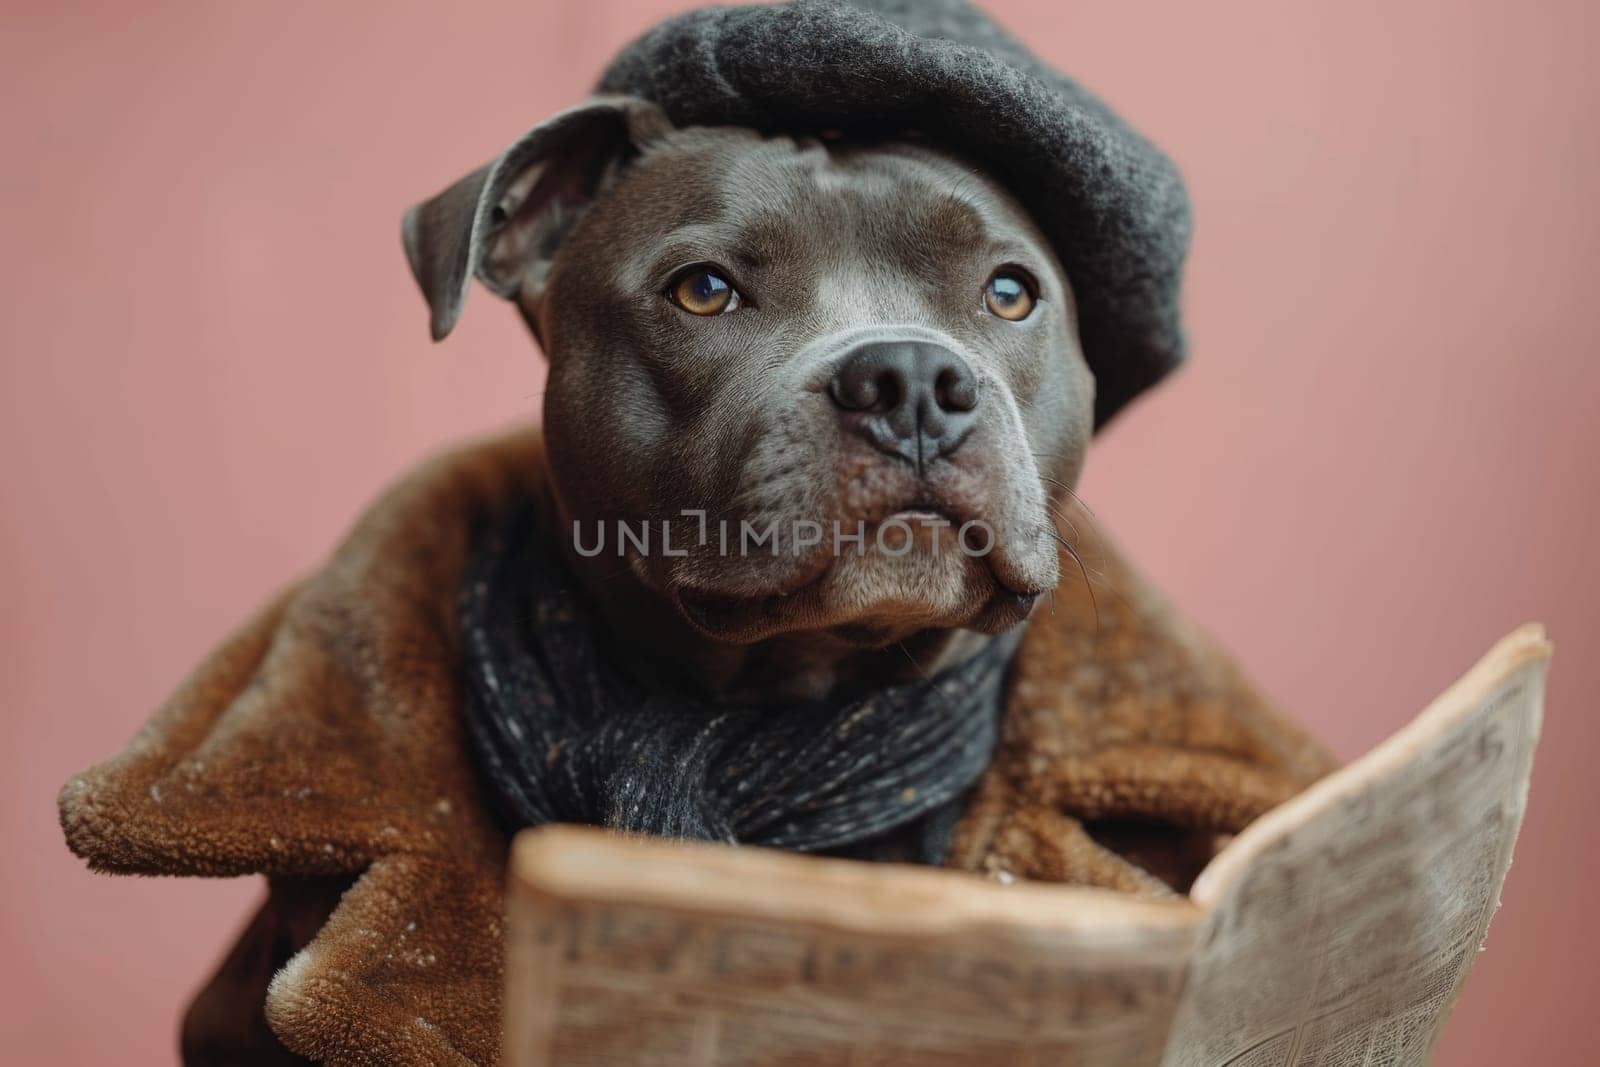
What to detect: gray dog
<box><xmin>60</xmin><ymin>6</ymin><xmax>1222</xmax><ymax>1063</ymax></box>
<box><xmin>404</xmin><ymin>96</ymin><xmax>1089</xmax><ymax>702</ymax></box>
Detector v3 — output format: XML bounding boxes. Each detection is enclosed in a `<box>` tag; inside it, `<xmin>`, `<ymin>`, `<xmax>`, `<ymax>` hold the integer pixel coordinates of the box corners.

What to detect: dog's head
<box><xmin>406</xmin><ymin>97</ymin><xmax>1092</xmax><ymax>648</ymax></box>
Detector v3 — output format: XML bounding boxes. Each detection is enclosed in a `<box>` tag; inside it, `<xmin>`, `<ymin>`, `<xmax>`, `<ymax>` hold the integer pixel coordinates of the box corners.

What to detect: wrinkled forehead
<box><xmin>601</xmin><ymin>129</ymin><xmax>1052</xmax><ymax>289</ymax></box>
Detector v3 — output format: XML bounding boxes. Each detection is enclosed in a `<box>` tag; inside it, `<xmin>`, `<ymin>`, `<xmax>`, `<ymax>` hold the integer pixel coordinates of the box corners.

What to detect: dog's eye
<box><xmin>669</xmin><ymin>268</ymin><xmax>741</xmax><ymax>316</ymax></box>
<box><xmin>984</xmin><ymin>270</ymin><xmax>1036</xmax><ymax>321</ymax></box>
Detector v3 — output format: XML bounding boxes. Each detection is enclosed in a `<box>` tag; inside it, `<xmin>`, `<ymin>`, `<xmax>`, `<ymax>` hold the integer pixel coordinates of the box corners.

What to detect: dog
<box><xmin>62</xmin><ymin>12</ymin><xmax>1348</xmax><ymax>1065</ymax></box>
<box><xmin>403</xmin><ymin>95</ymin><xmax>1091</xmax><ymax>703</ymax></box>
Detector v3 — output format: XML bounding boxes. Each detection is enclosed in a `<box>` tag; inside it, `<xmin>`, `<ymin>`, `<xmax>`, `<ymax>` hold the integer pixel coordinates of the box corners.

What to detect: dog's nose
<box><xmin>829</xmin><ymin>341</ymin><xmax>980</xmax><ymax>470</ymax></box>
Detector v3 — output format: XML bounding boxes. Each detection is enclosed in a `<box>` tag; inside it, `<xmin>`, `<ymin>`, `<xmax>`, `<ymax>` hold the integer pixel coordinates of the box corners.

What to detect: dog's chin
<box><xmin>673</xmin><ymin>545</ymin><xmax>1045</xmax><ymax>647</ymax></box>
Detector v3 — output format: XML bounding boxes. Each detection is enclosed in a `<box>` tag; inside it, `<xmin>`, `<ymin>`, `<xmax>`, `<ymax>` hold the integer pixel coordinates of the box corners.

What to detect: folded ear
<box><xmin>401</xmin><ymin>95</ymin><xmax>670</xmax><ymax>341</ymax></box>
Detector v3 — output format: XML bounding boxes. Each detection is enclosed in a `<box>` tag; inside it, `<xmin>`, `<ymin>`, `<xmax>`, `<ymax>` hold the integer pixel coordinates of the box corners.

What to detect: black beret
<box><xmin>597</xmin><ymin>0</ymin><xmax>1191</xmax><ymax>427</ymax></box>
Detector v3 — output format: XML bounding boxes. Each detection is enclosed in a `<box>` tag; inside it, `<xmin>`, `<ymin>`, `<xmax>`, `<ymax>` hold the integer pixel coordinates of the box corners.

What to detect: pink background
<box><xmin>3</xmin><ymin>1</ymin><xmax>1596</xmax><ymax>1062</ymax></box>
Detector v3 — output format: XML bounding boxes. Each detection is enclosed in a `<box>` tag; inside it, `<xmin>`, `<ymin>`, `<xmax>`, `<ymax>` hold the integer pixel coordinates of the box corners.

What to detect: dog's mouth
<box><xmin>882</xmin><ymin>503</ymin><xmax>958</xmax><ymax>529</ymax></box>
<box><xmin>671</xmin><ymin>500</ymin><xmax>1043</xmax><ymax>645</ymax></box>
<box><xmin>675</xmin><ymin>559</ymin><xmax>834</xmax><ymax>640</ymax></box>
<box><xmin>677</xmin><ymin>574</ymin><xmax>1038</xmax><ymax>646</ymax></box>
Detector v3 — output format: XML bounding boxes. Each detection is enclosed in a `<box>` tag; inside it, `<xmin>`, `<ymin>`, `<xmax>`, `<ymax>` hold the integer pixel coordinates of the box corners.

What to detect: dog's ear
<box><xmin>401</xmin><ymin>95</ymin><xmax>670</xmax><ymax>341</ymax></box>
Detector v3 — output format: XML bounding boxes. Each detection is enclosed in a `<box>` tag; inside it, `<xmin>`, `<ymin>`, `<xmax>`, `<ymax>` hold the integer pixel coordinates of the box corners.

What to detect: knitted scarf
<box><xmin>459</xmin><ymin>501</ymin><xmax>1020</xmax><ymax>864</ymax></box>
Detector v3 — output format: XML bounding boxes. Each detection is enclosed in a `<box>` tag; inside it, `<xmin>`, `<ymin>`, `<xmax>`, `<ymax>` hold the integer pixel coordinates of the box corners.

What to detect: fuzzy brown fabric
<box><xmin>59</xmin><ymin>428</ymin><xmax>1335</xmax><ymax>1066</ymax></box>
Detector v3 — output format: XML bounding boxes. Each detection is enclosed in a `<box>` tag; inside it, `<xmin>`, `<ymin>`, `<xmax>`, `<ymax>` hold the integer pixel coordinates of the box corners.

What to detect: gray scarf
<box><xmin>459</xmin><ymin>500</ymin><xmax>1020</xmax><ymax>863</ymax></box>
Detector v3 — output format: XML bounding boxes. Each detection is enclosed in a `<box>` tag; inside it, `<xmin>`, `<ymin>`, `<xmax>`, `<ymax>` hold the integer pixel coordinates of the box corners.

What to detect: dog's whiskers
<box><xmin>895</xmin><ymin>641</ymin><xmax>932</xmax><ymax>683</ymax></box>
<box><xmin>1044</xmin><ymin>526</ymin><xmax>1101</xmax><ymax>633</ymax></box>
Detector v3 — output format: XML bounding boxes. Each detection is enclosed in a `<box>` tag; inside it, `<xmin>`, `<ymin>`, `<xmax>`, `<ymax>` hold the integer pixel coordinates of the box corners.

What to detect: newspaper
<box><xmin>504</xmin><ymin>626</ymin><xmax>1549</xmax><ymax>1067</ymax></box>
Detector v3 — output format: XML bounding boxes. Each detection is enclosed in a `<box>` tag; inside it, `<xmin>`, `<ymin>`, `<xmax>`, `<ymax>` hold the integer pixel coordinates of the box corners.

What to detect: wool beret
<box><xmin>598</xmin><ymin>0</ymin><xmax>1192</xmax><ymax>427</ymax></box>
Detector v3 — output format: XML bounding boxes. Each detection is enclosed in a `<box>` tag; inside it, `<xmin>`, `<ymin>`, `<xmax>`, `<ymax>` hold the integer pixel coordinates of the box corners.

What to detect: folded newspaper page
<box><xmin>505</xmin><ymin>625</ymin><xmax>1549</xmax><ymax>1067</ymax></box>
<box><xmin>1163</xmin><ymin>623</ymin><xmax>1549</xmax><ymax>1066</ymax></box>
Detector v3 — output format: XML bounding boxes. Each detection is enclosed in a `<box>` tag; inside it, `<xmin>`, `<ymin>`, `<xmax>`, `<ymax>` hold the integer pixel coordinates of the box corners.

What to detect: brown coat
<box><xmin>58</xmin><ymin>428</ymin><xmax>1334</xmax><ymax>1065</ymax></box>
